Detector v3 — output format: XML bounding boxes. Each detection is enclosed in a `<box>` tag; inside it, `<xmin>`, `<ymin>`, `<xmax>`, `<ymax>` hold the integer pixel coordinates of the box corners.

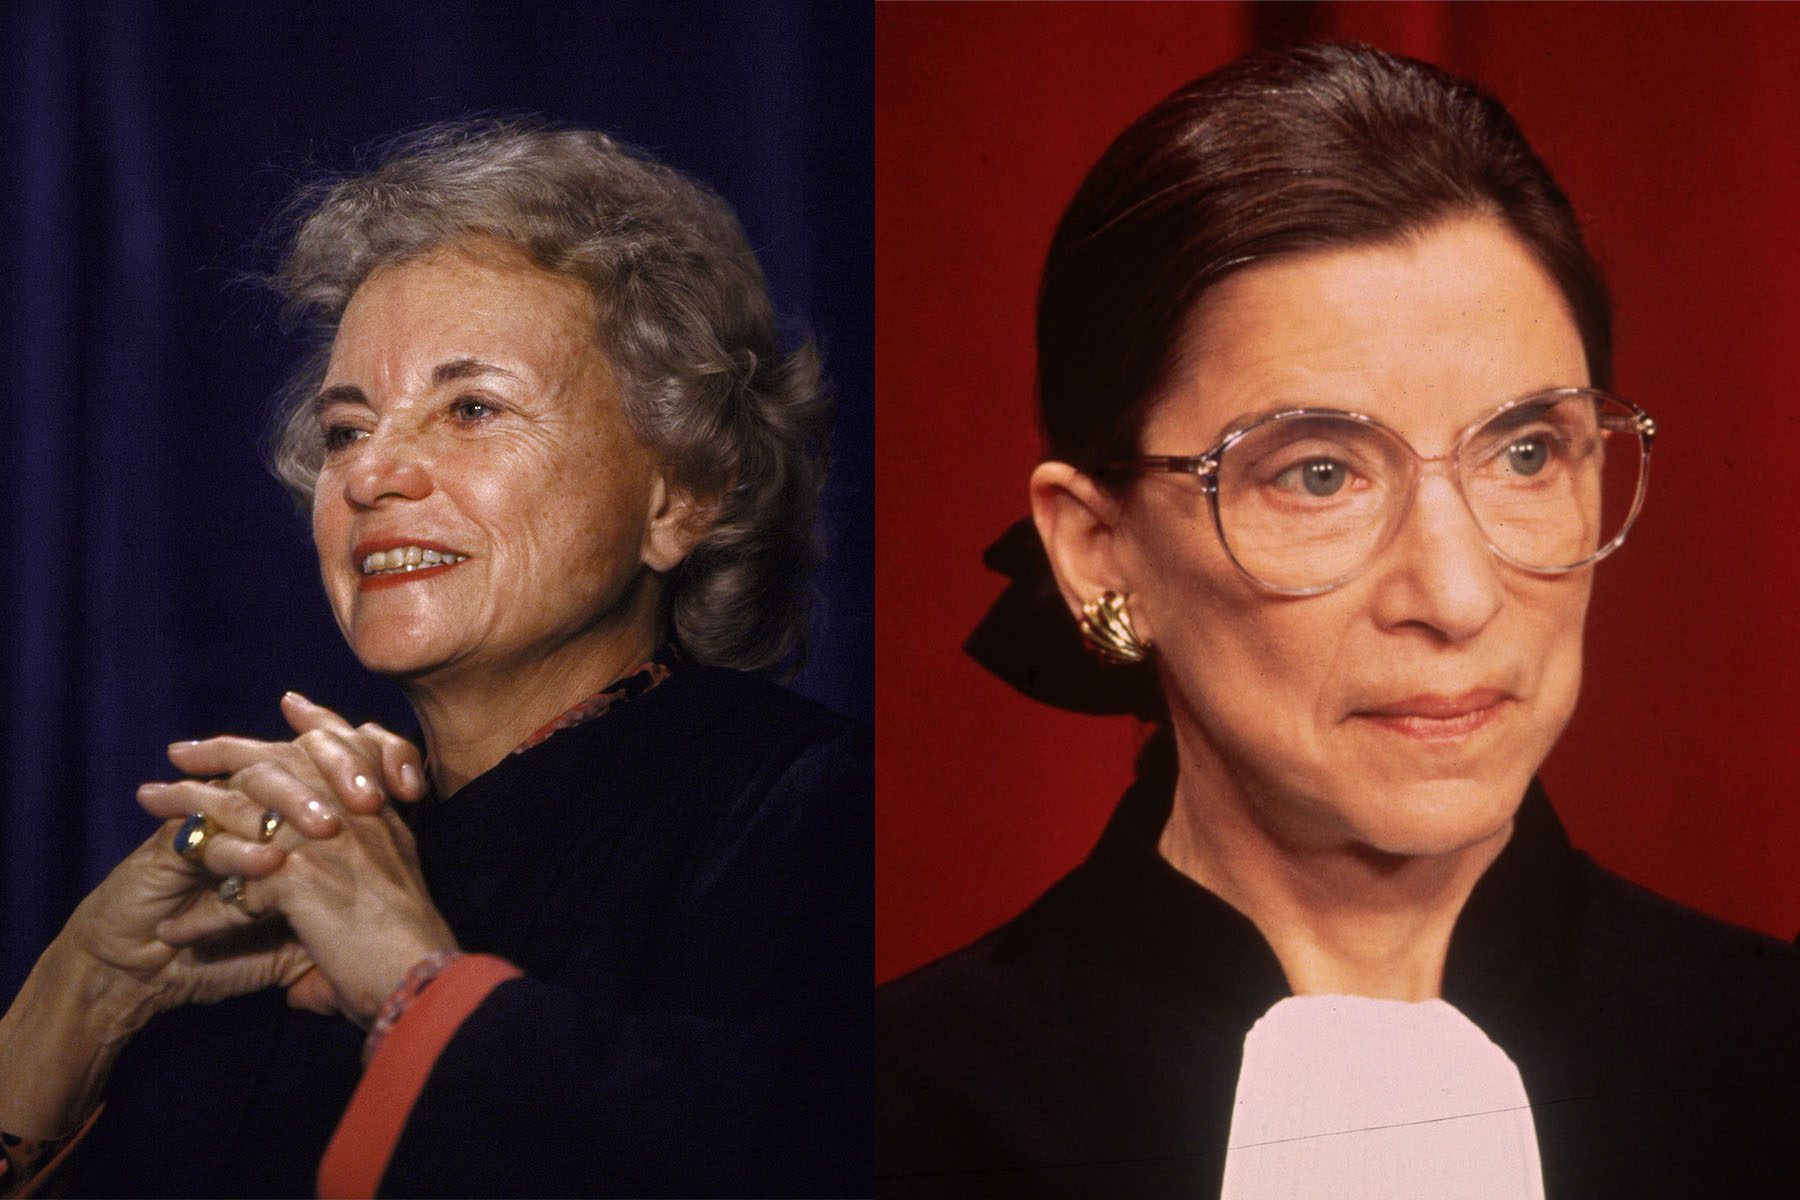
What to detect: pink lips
<box><xmin>1353</xmin><ymin>688</ymin><xmax>1511</xmax><ymax>741</ymax></box>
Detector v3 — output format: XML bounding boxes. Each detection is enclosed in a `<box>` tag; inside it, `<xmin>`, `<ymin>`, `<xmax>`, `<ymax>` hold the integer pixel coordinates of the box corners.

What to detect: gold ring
<box><xmin>258</xmin><ymin>810</ymin><xmax>284</xmax><ymax>843</ymax></box>
<box><xmin>173</xmin><ymin>813</ymin><xmax>213</xmax><ymax>860</ymax></box>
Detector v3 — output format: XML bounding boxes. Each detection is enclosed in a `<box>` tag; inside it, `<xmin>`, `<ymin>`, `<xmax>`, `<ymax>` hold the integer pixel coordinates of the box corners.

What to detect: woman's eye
<box><xmin>1503</xmin><ymin>435</ymin><xmax>1552</xmax><ymax>477</ymax></box>
<box><xmin>1272</xmin><ymin>458</ymin><xmax>1351</xmax><ymax>497</ymax></box>
<box><xmin>451</xmin><ymin>397</ymin><xmax>494</xmax><ymax>422</ymax></box>
<box><xmin>321</xmin><ymin>424</ymin><xmax>367</xmax><ymax>452</ymax></box>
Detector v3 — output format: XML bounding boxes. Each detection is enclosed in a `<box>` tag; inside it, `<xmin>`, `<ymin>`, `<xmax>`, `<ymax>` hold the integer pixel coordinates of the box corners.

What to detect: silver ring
<box><xmin>258</xmin><ymin>810</ymin><xmax>284</xmax><ymax>843</ymax></box>
<box><xmin>219</xmin><ymin>875</ymin><xmax>250</xmax><ymax>912</ymax></box>
<box><xmin>173</xmin><ymin>813</ymin><xmax>212</xmax><ymax>860</ymax></box>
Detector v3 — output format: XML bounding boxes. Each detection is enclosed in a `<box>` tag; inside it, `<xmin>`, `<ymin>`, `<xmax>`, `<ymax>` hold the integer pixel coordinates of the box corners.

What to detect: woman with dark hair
<box><xmin>879</xmin><ymin>43</ymin><xmax>1799</xmax><ymax>1198</ymax></box>
<box><xmin>0</xmin><ymin>122</ymin><xmax>868</xmax><ymax>1198</ymax></box>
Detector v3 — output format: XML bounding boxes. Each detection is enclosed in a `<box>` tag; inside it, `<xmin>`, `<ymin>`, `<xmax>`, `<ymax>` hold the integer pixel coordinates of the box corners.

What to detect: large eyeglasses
<box><xmin>1106</xmin><ymin>388</ymin><xmax>1656</xmax><ymax>596</ymax></box>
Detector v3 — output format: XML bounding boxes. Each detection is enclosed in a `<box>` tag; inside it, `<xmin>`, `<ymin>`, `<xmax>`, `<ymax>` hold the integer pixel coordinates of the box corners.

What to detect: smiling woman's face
<box><xmin>311</xmin><ymin>241</ymin><xmax>681</xmax><ymax>690</ymax></box>
<box><xmin>1116</xmin><ymin>216</ymin><xmax>1593</xmax><ymax>860</ymax></box>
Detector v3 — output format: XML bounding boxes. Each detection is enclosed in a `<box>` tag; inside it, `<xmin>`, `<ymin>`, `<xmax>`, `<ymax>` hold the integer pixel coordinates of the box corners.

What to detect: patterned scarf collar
<box><xmin>510</xmin><ymin>648</ymin><xmax>676</xmax><ymax>756</ymax></box>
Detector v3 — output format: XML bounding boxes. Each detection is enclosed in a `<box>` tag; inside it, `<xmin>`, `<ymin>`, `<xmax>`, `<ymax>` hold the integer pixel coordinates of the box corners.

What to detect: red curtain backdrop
<box><xmin>876</xmin><ymin>1</ymin><xmax>1800</xmax><ymax>983</ymax></box>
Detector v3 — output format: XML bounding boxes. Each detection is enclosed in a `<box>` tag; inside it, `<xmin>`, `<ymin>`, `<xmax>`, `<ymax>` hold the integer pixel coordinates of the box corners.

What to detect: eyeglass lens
<box><xmin>1214</xmin><ymin>394</ymin><xmax>1647</xmax><ymax>592</ymax></box>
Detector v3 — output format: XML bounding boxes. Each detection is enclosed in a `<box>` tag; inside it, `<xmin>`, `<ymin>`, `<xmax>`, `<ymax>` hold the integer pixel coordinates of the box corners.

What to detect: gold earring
<box><xmin>1078</xmin><ymin>591</ymin><xmax>1148</xmax><ymax>664</ymax></box>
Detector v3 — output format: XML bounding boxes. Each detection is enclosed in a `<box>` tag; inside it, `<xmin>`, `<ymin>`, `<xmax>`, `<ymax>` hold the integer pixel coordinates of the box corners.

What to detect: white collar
<box><xmin>1221</xmin><ymin>994</ymin><xmax>1544</xmax><ymax>1199</ymax></box>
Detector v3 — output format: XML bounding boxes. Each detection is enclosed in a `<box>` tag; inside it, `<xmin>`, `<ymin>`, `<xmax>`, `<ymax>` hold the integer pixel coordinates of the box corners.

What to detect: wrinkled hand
<box><xmin>54</xmin><ymin>822</ymin><xmax>315</xmax><ymax>1029</ymax></box>
<box><xmin>164</xmin><ymin>800</ymin><xmax>458</xmax><ymax>1026</ymax></box>
<box><xmin>0</xmin><ymin>820</ymin><xmax>324</xmax><ymax>1144</ymax></box>
<box><xmin>0</xmin><ymin>698</ymin><xmax>432</xmax><ymax>1142</ymax></box>
<box><xmin>80</xmin><ymin>696</ymin><xmax>420</xmax><ymax>1013</ymax></box>
<box><xmin>155</xmin><ymin>690</ymin><xmax>427</xmax><ymax>843</ymax></box>
<box><xmin>138</xmin><ymin>696</ymin><xmax>453</xmax><ymax>1026</ymax></box>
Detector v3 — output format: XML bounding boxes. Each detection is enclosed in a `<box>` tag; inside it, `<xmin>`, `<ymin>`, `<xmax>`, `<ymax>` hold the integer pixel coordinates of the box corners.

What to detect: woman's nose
<box><xmin>1368</xmin><ymin>472</ymin><xmax>1504</xmax><ymax>642</ymax></box>
<box><xmin>342</xmin><ymin>429</ymin><xmax>434</xmax><ymax>509</ymax></box>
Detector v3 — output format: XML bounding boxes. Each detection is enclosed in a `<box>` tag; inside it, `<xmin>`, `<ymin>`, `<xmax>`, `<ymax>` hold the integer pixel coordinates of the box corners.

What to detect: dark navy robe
<box><xmin>79</xmin><ymin>665</ymin><xmax>872</xmax><ymax>1197</ymax></box>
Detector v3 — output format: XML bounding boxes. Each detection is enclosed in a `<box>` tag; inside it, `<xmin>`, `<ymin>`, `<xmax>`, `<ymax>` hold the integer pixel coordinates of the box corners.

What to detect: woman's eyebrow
<box><xmin>315</xmin><ymin>383</ymin><xmax>367</xmax><ymax>408</ymax></box>
<box><xmin>432</xmin><ymin>357</ymin><xmax>524</xmax><ymax>385</ymax></box>
<box><xmin>314</xmin><ymin>360</ymin><xmax>524</xmax><ymax>409</ymax></box>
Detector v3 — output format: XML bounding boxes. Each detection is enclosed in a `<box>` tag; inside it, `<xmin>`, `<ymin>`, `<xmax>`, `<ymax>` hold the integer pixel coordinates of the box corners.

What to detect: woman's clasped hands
<box><xmin>132</xmin><ymin>692</ymin><xmax>458</xmax><ymax>1028</ymax></box>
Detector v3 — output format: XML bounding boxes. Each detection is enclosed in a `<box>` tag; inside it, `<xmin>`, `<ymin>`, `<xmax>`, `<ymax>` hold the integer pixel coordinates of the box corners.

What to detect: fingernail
<box><xmin>284</xmin><ymin>691</ymin><xmax>312</xmax><ymax>706</ymax></box>
<box><xmin>305</xmin><ymin>798</ymin><xmax>335</xmax><ymax>824</ymax></box>
<box><xmin>353</xmin><ymin>773</ymin><xmax>376</xmax><ymax>795</ymax></box>
<box><xmin>399</xmin><ymin>762</ymin><xmax>422</xmax><ymax>795</ymax></box>
<box><xmin>167</xmin><ymin>740</ymin><xmax>200</xmax><ymax>751</ymax></box>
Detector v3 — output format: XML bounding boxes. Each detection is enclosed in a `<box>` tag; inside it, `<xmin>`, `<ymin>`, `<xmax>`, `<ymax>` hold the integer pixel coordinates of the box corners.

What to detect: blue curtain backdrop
<box><xmin>0</xmin><ymin>0</ymin><xmax>872</xmax><ymax>998</ymax></box>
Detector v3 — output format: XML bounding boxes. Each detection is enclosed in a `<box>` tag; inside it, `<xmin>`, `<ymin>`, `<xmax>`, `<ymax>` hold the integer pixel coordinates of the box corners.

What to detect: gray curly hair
<box><xmin>268</xmin><ymin>119</ymin><xmax>830</xmax><ymax>673</ymax></box>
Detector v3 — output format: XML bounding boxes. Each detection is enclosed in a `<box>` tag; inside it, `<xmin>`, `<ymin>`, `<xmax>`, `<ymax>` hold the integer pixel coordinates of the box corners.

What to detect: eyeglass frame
<box><xmin>1101</xmin><ymin>386</ymin><xmax>1657</xmax><ymax>597</ymax></box>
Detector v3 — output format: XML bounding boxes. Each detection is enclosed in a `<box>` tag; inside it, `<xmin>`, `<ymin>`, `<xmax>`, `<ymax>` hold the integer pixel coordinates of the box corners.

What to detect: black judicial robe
<box><xmin>878</xmin><ymin>775</ymin><xmax>1800</xmax><ymax>1198</ymax></box>
<box><xmin>76</xmin><ymin>666</ymin><xmax>872</xmax><ymax>1198</ymax></box>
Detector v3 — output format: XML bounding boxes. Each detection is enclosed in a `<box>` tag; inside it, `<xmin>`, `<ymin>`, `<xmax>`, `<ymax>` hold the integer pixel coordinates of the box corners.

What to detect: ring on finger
<box><xmin>219</xmin><ymin>874</ymin><xmax>253</xmax><ymax>914</ymax></box>
<box><xmin>258</xmin><ymin>810</ymin><xmax>284</xmax><ymax>843</ymax></box>
<box><xmin>173</xmin><ymin>813</ymin><xmax>213</xmax><ymax>861</ymax></box>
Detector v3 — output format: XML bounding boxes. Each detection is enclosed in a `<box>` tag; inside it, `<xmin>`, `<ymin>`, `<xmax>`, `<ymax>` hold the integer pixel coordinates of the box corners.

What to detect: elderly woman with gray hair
<box><xmin>0</xmin><ymin>122</ymin><xmax>868</xmax><ymax>1198</ymax></box>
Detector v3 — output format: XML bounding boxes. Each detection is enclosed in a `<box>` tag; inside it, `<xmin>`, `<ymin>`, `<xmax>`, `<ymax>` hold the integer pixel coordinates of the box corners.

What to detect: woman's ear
<box><xmin>640</xmin><ymin>469</ymin><xmax>718</xmax><ymax>573</ymax></box>
<box><xmin>1029</xmin><ymin>461</ymin><xmax>1131</xmax><ymax>622</ymax></box>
